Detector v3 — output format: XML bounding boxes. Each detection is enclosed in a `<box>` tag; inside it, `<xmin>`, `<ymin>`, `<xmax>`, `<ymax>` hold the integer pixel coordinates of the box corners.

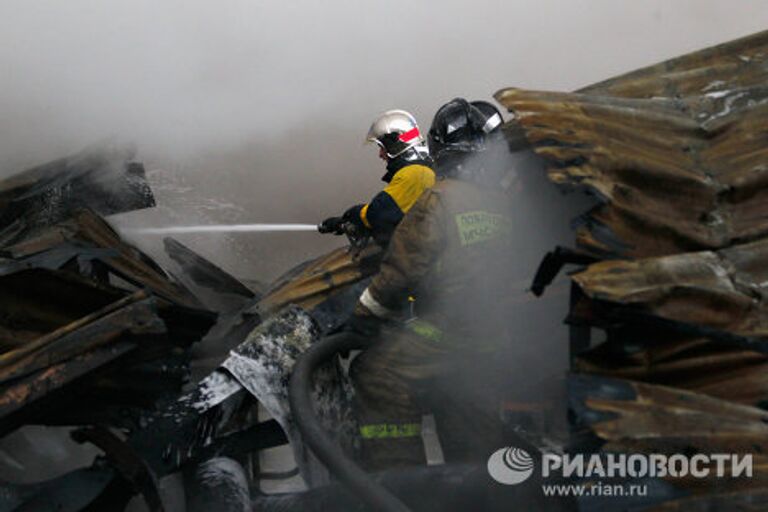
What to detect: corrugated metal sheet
<box><xmin>569</xmin><ymin>375</ymin><xmax>768</xmax><ymax>494</ymax></box>
<box><xmin>258</xmin><ymin>244</ymin><xmax>381</xmax><ymax>314</ymax></box>
<box><xmin>578</xmin><ymin>30</ymin><xmax>768</xmax><ymax>98</ymax></box>
<box><xmin>498</xmin><ymin>29</ymin><xmax>768</xmax><ymax>506</ymax></box>
<box><xmin>495</xmin><ymin>30</ymin><xmax>768</xmax><ymax>259</ymax></box>
<box><xmin>572</xmin><ymin>238</ymin><xmax>768</xmax><ymax>338</ymax></box>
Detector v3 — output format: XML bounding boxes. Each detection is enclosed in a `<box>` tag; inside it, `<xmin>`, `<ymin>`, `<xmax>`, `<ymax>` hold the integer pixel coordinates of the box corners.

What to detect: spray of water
<box><xmin>126</xmin><ymin>223</ymin><xmax>318</xmax><ymax>235</ymax></box>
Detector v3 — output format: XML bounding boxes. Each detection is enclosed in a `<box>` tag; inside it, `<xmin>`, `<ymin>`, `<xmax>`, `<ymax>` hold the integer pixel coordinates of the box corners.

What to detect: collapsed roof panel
<box><xmin>258</xmin><ymin>245</ymin><xmax>381</xmax><ymax>314</ymax></box>
<box><xmin>0</xmin><ymin>263</ymin><xmax>213</xmax><ymax>434</ymax></box>
<box><xmin>575</xmin><ymin>337</ymin><xmax>768</xmax><ymax>406</ymax></box>
<box><xmin>569</xmin><ymin>374</ymin><xmax>768</xmax><ymax>504</ymax></box>
<box><xmin>0</xmin><ymin>147</ymin><xmax>215</xmax><ymax>439</ymax></box>
<box><xmin>163</xmin><ymin>237</ymin><xmax>257</xmax><ymax>313</ymax></box>
<box><xmin>578</xmin><ymin>29</ymin><xmax>768</xmax><ymax>98</ymax></box>
<box><xmin>495</xmin><ymin>87</ymin><xmax>768</xmax><ymax>258</ymax></box>
<box><xmin>0</xmin><ymin>143</ymin><xmax>155</xmax><ymax>236</ymax></box>
<box><xmin>1</xmin><ymin>209</ymin><xmax>203</xmax><ymax>309</ymax></box>
<box><xmin>504</xmin><ymin>29</ymin><xmax>768</xmax><ymax>505</ymax></box>
<box><xmin>571</xmin><ymin>239</ymin><xmax>768</xmax><ymax>338</ymax></box>
<box><xmin>0</xmin><ymin>291</ymin><xmax>164</xmax><ymax>384</ymax></box>
<box><xmin>566</xmin><ymin>237</ymin><xmax>768</xmax><ymax>406</ymax></box>
<box><xmin>496</xmin><ymin>30</ymin><xmax>768</xmax><ymax>260</ymax></box>
<box><xmin>0</xmin><ymin>341</ymin><xmax>138</xmax><ymax>431</ymax></box>
<box><xmin>0</xmin><ymin>142</ymin><xmax>381</xmax><ymax>505</ymax></box>
<box><xmin>570</xmin><ymin>374</ymin><xmax>768</xmax><ymax>454</ymax></box>
<box><xmin>0</xmin><ymin>268</ymin><xmax>125</xmax><ymax>339</ymax></box>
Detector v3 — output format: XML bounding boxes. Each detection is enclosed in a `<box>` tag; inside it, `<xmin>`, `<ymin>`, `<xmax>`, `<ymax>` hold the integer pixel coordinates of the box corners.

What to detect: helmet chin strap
<box><xmin>381</xmin><ymin>145</ymin><xmax>433</xmax><ymax>183</ymax></box>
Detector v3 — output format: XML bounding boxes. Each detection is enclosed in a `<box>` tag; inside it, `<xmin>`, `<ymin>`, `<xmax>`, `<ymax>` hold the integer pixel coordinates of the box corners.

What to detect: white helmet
<box><xmin>365</xmin><ymin>109</ymin><xmax>425</xmax><ymax>158</ymax></box>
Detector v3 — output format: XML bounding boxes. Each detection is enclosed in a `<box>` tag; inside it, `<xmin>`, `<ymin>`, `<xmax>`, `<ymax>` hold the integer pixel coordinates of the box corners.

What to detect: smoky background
<box><xmin>1</xmin><ymin>0</ymin><xmax>766</xmax><ymax>279</ymax></box>
<box><xmin>0</xmin><ymin>0</ymin><xmax>766</xmax><ymax>502</ymax></box>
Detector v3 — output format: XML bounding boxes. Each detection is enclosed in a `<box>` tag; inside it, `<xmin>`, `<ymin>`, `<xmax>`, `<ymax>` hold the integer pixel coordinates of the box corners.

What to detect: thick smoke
<box><xmin>0</xmin><ymin>0</ymin><xmax>765</xmax><ymax>496</ymax></box>
<box><xmin>422</xmin><ymin>133</ymin><xmax>595</xmax><ymax>448</ymax></box>
<box><xmin>0</xmin><ymin>1</ymin><xmax>765</xmax><ymax>279</ymax></box>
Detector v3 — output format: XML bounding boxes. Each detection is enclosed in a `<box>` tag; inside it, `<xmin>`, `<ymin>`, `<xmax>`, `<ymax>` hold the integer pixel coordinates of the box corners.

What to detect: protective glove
<box><xmin>342</xmin><ymin>204</ymin><xmax>365</xmax><ymax>225</ymax></box>
<box><xmin>318</xmin><ymin>216</ymin><xmax>345</xmax><ymax>234</ymax></box>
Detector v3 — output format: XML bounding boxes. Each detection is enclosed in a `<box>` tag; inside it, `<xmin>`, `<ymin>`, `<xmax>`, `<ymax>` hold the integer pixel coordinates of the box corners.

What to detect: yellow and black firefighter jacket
<box><xmin>355</xmin><ymin>177</ymin><xmax>515</xmax><ymax>348</ymax></box>
<box><xmin>345</xmin><ymin>156</ymin><xmax>435</xmax><ymax>246</ymax></box>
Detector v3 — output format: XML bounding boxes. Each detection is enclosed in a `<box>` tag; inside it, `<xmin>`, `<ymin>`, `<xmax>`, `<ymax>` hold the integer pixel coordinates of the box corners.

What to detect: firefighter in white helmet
<box><xmin>319</xmin><ymin>110</ymin><xmax>435</xmax><ymax>247</ymax></box>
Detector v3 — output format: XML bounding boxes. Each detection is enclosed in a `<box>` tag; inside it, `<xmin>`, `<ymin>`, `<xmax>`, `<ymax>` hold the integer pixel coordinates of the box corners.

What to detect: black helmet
<box><xmin>470</xmin><ymin>100</ymin><xmax>503</xmax><ymax>135</ymax></box>
<box><xmin>428</xmin><ymin>98</ymin><xmax>504</xmax><ymax>176</ymax></box>
<box><xmin>428</xmin><ymin>98</ymin><xmax>502</xmax><ymax>153</ymax></box>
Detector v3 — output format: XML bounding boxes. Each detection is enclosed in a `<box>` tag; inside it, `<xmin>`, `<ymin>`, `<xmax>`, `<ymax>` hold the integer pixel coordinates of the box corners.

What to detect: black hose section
<box><xmin>289</xmin><ymin>332</ymin><xmax>412</xmax><ymax>512</ymax></box>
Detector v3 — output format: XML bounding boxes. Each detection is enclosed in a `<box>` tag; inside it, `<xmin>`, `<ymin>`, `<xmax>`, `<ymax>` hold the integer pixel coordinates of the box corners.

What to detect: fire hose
<box><xmin>288</xmin><ymin>332</ymin><xmax>412</xmax><ymax>512</ymax></box>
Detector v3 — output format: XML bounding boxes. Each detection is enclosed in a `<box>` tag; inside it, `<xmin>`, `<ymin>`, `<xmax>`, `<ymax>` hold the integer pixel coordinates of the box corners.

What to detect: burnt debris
<box><xmin>501</xmin><ymin>29</ymin><xmax>768</xmax><ymax>509</ymax></box>
<box><xmin>0</xmin><ymin>144</ymin><xmax>384</xmax><ymax>511</ymax></box>
<box><xmin>0</xmin><ymin>146</ymin><xmax>218</xmax><ymax>510</ymax></box>
<box><xmin>0</xmin><ymin>147</ymin><xmax>219</xmax><ymax>437</ymax></box>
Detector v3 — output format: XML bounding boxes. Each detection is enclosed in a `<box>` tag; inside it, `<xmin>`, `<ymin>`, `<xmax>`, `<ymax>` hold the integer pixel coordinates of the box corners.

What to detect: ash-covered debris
<box><xmin>0</xmin><ymin>142</ymin><xmax>155</xmax><ymax>243</ymax></box>
<box><xmin>223</xmin><ymin>305</ymin><xmax>358</xmax><ymax>487</ymax></box>
<box><xmin>163</xmin><ymin>237</ymin><xmax>257</xmax><ymax>313</ymax></box>
<box><xmin>0</xmin><ymin>143</ymin><xmax>382</xmax><ymax>511</ymax></box>
<box><xmin>502</xmin><ymin>28</ymin><xmax>768</xmax><ymax>510</ymax></box>
<box><xmin>0</xmin><ymin>145</ymin><xmax>218</xmax><ymax>511</ymax></box>
<box><xmin>0</xmin><ymin>146</ymin><xmax>217</xmax><ymax>435</ymax></box>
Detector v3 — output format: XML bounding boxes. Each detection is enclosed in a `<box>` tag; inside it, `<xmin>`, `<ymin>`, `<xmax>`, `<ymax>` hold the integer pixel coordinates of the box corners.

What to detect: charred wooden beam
<box><xmin>164</xmin><ymin>237</ymin><xmax>256</xmax><ymax>299</ymax></box>
<box><xmin>0</xmin><ymin>144</ymin><xmax>154</xmax><ymax>239</ymax></box>
<box><xmin>0</xmin><ymin>291</ymin><xmax>160</xmax><ymax>381</ymax></box>
<box><xmin>71</xmin><ymin>426</ymin><xmax>165</xmax><ymax>512</ymax></box>
<box><xmin>0</xmin><ymin>341</ymin><xmax>136</xmax><ymax>434</ymax></box>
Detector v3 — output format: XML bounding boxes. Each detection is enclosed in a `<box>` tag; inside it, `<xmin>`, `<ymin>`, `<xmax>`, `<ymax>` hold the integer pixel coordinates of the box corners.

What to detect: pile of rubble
<box><xmin>0</xmin><ymin>144</ymin><xmax>382</xmax><ymax>511</ymax></box>
<box><xmin>499</xmin><ymin>29</ymin><xmax>768</xmax><ymax>507</ymax></box>
<box><xmin>0</xmin><ymin>145</ymin><xmax>216</xmax><ymax>437</ymax></box>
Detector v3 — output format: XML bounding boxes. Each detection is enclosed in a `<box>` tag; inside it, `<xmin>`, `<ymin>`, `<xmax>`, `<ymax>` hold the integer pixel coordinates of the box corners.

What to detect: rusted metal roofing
<box><xmin>500</xmin><ymin>29</ymin><xmax>768</xmax><ymax>507</ymax></box>
<box><xmin>496</xmin><ymin>30</ymin><xmax>768</xmax><ymax>259</ymax></box>
<box><xmin>570</xmin><ymin>375</ymin><xmax>768</xmax><ymax>491</ymax></box>
<box><xmin>258</xmin><ymin>245</ymin><xmax>381</xmax><ymax>314</ymax></box>
<box><xmin>578</xmin><ymin>30</ymin><xmax>768</xmax><ymax>98</ymax></box>
<box><xmin>572</xmin><ymin>238</ymin><xmax>768</xmax><ymax>339</ymax></box>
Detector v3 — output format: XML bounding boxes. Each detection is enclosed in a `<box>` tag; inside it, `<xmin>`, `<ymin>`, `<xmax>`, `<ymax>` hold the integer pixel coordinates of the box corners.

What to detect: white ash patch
<box><xmin>222</xmin><ymin>305</ymin><xmax>357</xmax><ymax>487</ymax></box>
<box><xmin>173</xmin><ymin>369</ymin><xmax>243</xmax><ymax>415</ymax></box>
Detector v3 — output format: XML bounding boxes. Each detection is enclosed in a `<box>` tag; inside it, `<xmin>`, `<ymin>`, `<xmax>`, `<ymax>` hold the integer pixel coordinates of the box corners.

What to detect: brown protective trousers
<box><xmin>351</xmin><ymin>179</ymin><xmax>516</xmax><ymax>471</ymax></box>
<box><xmin>350</xmin><ymin>322</ymin><xmax>507</xmax><ymax>472</ymax></box>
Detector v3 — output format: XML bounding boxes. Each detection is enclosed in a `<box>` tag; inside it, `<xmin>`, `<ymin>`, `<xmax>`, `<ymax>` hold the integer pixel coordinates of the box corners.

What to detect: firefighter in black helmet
<box><xmin>346</xmin><ymin>99</ymin><xmax>520</xmax><ymax>471</ymax></box>
<box><xmin>427</xmin><ymin>98</ymin><xmax>507</xmax><ymax>186</ymax></box>
<box><xmin>319</xmin><ymin>110</ymin><xmax>436</xmax><ymax>247</ymax></box>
